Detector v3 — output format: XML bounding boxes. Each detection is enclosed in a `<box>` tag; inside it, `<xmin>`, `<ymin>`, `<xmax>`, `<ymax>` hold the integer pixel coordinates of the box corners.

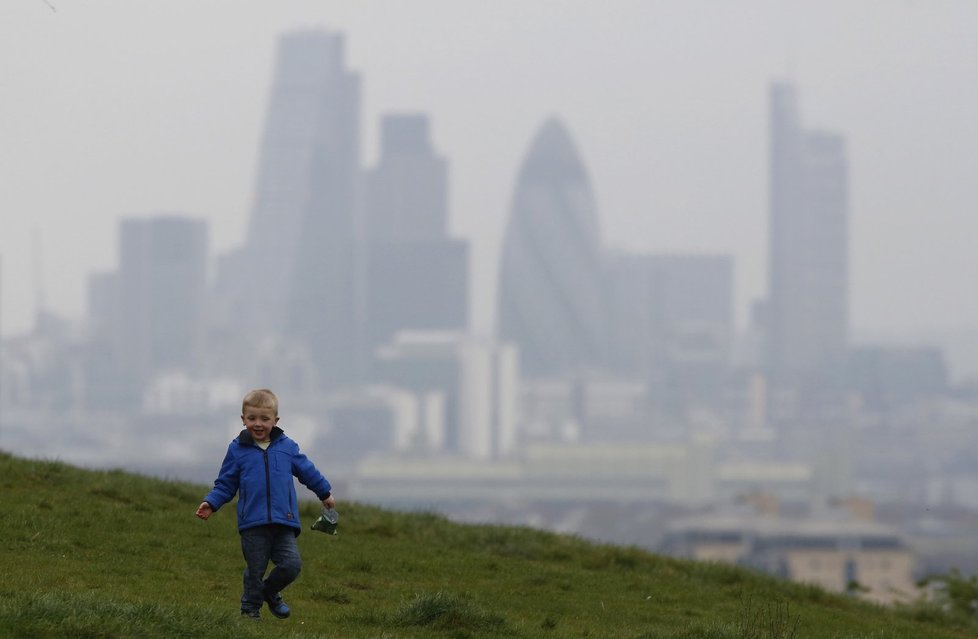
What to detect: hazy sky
<box><xmin>2</xmin><ymin>1</ymin><xmax>978</xmax><ymax>344</ymax></box>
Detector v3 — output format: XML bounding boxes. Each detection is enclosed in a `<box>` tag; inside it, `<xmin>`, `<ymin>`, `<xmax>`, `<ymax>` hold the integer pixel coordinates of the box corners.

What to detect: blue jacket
<box><xmin>203</xmin><ymin>427</ymin><xmax>331</xmax><ymax>534</ymax></box>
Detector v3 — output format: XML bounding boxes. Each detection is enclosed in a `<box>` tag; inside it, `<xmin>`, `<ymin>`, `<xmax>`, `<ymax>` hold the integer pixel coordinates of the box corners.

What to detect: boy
<box><xmin>196</xmin><ymin>389</ymin><xmax>335</xmax><ymax>620</ymax></box>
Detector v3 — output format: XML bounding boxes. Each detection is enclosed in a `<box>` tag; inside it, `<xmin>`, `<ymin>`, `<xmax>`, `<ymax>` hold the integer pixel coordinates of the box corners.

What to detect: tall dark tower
<box><xmin>217</xmin><ymin>29</ymin><xmax>362</xmax><ymax>389</ymax></box>
<box><xmin>362</xmin><ymin>114</ymin><xmax>468</xmax><ymax>358</ymax></box>
<box><xmin>497</xmin><ymin>118</ymin><xmax>608</xmax><ymax>378</ymax></box>
<box><xmin>766</xmin><ymin>82</ymin><xmax>849</xmax><ymax>414</ymax></box>
<box><xmin>364</xmin><ymin>114</ymin><xmax>448</xmax><ymax>242</ymax></box>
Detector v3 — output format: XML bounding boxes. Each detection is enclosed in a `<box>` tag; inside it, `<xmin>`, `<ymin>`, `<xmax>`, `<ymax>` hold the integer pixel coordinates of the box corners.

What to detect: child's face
<box><xmin>241</xmin><ymin>404</ymin><xmax>279</xmax><ymax>442</ymax></box>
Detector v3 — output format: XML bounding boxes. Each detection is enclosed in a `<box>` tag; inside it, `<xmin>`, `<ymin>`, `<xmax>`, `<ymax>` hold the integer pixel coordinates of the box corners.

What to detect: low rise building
<box><xmin>661</xmin><ymin>508</ymin><xmax>917</xmax><ymax>604</ymax></box>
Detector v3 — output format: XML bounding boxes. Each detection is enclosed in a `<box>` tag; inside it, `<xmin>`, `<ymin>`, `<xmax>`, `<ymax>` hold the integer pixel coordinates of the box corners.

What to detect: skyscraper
<box><xmin>216</xmin><ymin>29</ymin><xmax>362</xmax><ymax>389</ymax></box>
<box><xmin>362</xmin><ymin>114</ymin><xmax>468</xmax><ymax>358</ymax></box>
<box><xmin>766</xmin><ymin>82</ymin><xmax>849</xmax><ymax>402</ymax></box>
<box><xmin>603</xmin><ymin>251</ymin><xmax>658</xmax><ymax>378</ymax></box>
<box><xmin>648</xmin><ymin>254</ymin><xmax>734</xmax><ymax>413</ymax></box>
<box><xmin>114</xmin><ymin>215</ymin><xmax>208</xmax><ymax>382</ymax></box>
<box><xmin>497</xmin><ymin>118</ymin><xmax>608</xmax><ymax>378</ymax></box>
<box><xmin>603</xmin><ymin>251</ymin><xmax>733</xmax><ymax>414</ymax></box>
<box><xmin>364</xmin><ymin>114</ymin><xmax>448</xmax><ymax>242</ymax></box>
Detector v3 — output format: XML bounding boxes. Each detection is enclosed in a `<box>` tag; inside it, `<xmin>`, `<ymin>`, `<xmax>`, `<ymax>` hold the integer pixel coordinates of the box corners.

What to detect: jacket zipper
<box><xmin>262</xmin><ymin>447</ymin><xmax>272</xmax><ymax>523</ymax></box>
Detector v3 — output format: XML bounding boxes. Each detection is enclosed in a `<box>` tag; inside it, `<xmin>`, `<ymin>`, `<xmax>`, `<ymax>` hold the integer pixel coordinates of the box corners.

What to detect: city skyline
<box><xmin>2</xmin><ymin>2</ymin><xmax>978</xmax><ymax>371</ymax></box>
<box><xmin>2</xmin><ymin>9</ymin><xmax>976</xmax><ymax>583</ymax></box>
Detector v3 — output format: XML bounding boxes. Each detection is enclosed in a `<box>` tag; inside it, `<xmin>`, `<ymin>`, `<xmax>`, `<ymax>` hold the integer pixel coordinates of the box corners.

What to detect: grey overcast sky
<box><xmin>2</xmin><ymin>1</ymin><xmax>977</xmax><ymax>345</ymax></box>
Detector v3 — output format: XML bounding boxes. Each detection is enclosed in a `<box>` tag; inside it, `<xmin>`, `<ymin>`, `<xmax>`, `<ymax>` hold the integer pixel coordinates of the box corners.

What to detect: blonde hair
<box><xmin>242</xmin><ymin>388</ymin><xmax>279</xmax><ymax>416</ymax></box>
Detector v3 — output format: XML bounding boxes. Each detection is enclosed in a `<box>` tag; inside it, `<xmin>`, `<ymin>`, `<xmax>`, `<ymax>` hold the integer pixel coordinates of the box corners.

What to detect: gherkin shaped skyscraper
<box><xmin>497</xmin><ymin>118</ymin><xmax>608</xmax><ymax>378</ymax></box>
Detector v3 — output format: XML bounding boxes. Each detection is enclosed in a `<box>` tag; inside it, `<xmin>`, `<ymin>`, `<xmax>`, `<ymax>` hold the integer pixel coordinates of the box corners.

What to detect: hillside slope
<box><xmin>0</xmin><ymin>451</ymin><xmax>972</xmax><ymax>639</ymax></box>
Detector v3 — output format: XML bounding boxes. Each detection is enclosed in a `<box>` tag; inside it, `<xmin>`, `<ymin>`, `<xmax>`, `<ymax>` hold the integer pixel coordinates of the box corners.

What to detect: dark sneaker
<box><xmin>241</xmin><ymin>609</ymin><xmax>261</xmax><ymax>620</ymax></box>
<box><xmin>263</xmin><ymin>591</ymin><xmax>291</xmax><ymax>619</ymax></box>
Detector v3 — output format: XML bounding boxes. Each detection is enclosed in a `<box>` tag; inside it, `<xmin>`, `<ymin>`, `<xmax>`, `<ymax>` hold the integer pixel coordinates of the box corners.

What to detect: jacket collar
<box><xmin>237</xmin><ymin>426</ymin><xmax>284</xmax><ymax>447</ymax></box>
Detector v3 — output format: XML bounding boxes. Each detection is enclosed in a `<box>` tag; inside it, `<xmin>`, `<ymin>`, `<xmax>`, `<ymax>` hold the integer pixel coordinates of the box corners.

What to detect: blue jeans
<box><xmin>239</xmin><ymin>525</ymin><xmax>302</xmax><ymax>613</ymax></box>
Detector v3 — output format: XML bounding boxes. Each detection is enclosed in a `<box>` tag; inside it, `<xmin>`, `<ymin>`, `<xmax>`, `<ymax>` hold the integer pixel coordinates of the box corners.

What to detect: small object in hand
<box><xmin>311</xmin><ymin>507</ymin><xmax>339</xmax><ymax>534</ymax></box>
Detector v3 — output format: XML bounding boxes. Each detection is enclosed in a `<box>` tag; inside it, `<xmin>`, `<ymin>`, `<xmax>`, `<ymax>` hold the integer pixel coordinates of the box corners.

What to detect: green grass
<box><xmin>0</xmin><ymin>450</ymin><xmax>974</xmax><ymax>639</ymax></box>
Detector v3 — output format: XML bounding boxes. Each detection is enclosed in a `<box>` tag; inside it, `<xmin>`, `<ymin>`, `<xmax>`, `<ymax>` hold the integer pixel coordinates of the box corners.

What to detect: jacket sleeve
<box><xmin>203</xmin><ymin>444</ymin><xmax>240</xmax><ymax>511</ymax></box>
<box><xmin>292</xmin><ymin>446</ymin><xmax>332</xmax><ymax>501</ymax></box>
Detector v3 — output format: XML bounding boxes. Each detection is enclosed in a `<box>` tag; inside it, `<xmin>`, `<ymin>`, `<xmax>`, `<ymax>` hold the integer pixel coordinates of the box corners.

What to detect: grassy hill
<box><xmin>0</xmin><ymin>450</ymin><xmax>974</xmax><ymax>639</ymax></box>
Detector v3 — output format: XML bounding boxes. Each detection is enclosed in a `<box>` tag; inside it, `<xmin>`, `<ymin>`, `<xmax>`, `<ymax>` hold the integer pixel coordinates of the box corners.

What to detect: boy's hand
<box><xmin>195</xmin><ymin>501</ymin><xmax>214</xmax><ymax>520</ymax></box>
<box><xmin>323</xmin><ymin>495</ymin><xmax>336</xmax><ymax>510</ymax></box>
